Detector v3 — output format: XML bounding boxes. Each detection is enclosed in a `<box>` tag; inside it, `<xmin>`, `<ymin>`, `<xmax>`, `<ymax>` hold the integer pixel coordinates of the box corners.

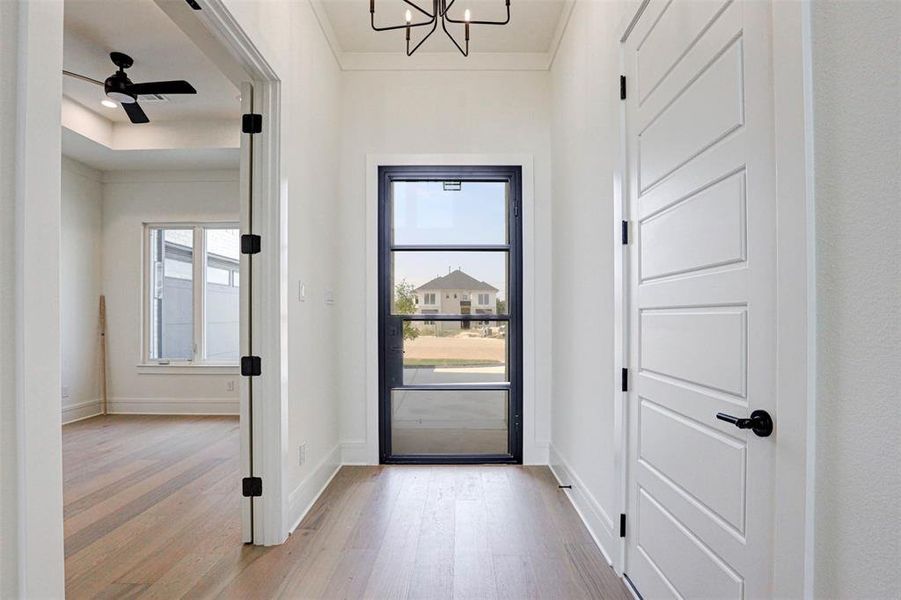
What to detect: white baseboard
<box><xmin>525</xmin><ymin>441</ymin><xmax>550</xmax><ymax>465</ymax></box>
<box><xmin>107</xmin><ymin>397</ymin><xmax>239</xmax><ymax>415</ymax></box>
<box><xmin>62</xmin><ymin>399</ymin><xmax>103</xmax><ymax>424</ymax></box>
<box><xmin>287</xmin><ymin>445</ymin><xmax>342</xmax><ymax>534</ymax></box>
<box><xmin>548</xmin><ymin>443</ymin><xmax>617</xmax><ymax>567</ymax></box>
<box><xmin>340</xmin><ymin>440</ymin><xmax>376</xmax><ymax>465</ymax></box>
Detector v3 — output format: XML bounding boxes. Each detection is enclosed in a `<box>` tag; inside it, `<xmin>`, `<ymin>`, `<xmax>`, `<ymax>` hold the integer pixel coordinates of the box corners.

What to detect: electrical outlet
<box><xmin>299</xmin><ymin>281</ymin><xmax>306</xmax><ymax>302</ymax></box>
<box><xmin>226</xmin><ymin>380</ymin><xmax>235</xmax><ymax>392</ymax></box>
<box><xmin>61</xmin><ymin>385</ymin><xmax>70</xmax><ymax>399</ymax></box>
<box><xmin>298</xmin><ymin>443</ymin><xmax>306</xmax><ymax>466</ymax></box>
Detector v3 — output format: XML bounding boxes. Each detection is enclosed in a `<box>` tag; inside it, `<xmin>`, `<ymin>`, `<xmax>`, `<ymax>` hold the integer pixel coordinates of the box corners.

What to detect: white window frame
<box><xmin>478</xmin><ymin>293</ymin><xmax>490</xmax><ymax>305</ymax></box>
<box><xmin>424</xmin><ymin>292</ymin><xmax>436</xmax><ymax>305</ymax></box>
<box><xmin>142</xmin><ymin>222</ymin><xmax>241</xmax><ymax>369</ymax></box>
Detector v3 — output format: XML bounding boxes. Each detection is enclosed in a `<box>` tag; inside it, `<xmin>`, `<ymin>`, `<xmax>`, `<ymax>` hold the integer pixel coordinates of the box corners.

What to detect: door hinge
<box><xmin>621</xmin><ymin>220</ymin><xmax>629</xmax><ymax>245</ymax></box>
<box><xmin>620</xmin><ymin>75</ymin><xmax>627</xmax><ymax>100</ymax></box>
<box><xmin>514</xmin><ymin>203</ymin><xmax>520</xmax><ymax>218</ymax></box>
<box><xmin>242</xmin><ymin>476</ymin><xmax>262</xmax><ymax>497</ymax></box>
<box><xmin>242</xmin><ymin>113</ymin><xmax>262</xmax><ymax>134</ymax></box>
<box><xmin>620</xmin><ymin>513</ymin><xmax>627</xmax><ymax>537</ymax></box>
<box><xmin>184</xmin><ymin>0</ymin><xmax>201</xmax><ymax>9</ymax></box>
<box><xmin>621</xmin><ymin>367</ymin><xmax>629</xmax><ymax>392</ymax></box>
<box><xmin>241</xmin><ymin>355</ymin><xmax>262</xmax><ymax>377</ymax></box>
<box><xmin>241</xmin><ymin>234</ymin><xmax>261</xmax><ymax>255</ymax></box>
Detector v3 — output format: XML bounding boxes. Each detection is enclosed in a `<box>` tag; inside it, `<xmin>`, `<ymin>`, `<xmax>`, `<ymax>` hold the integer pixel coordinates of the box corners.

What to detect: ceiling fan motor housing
<box><xmin>105</xmin><ymin>71</ymin><xmax>137</xmax><ymax>104</ymax></box>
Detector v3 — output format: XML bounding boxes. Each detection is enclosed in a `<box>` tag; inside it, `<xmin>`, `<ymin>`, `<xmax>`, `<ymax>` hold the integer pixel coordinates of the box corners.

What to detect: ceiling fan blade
<box><xmin>129</xmin><ymin>80</ymin><xmax>197</xmax><ymax>96</ymax></box>
<box><xmin>62</xmin><ymin>70</ymin><xmax>104</xmax><ymax>86</ymax></box>
<box><xmin>122</xmin><ymin>101</ymin><xmax>150</xmax><ymax>124</ymax></box>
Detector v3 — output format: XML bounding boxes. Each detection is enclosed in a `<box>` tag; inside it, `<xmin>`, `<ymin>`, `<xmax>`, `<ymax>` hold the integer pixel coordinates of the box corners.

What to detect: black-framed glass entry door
<box><xmin>378</xmin><ymin>166</ymin><xmax>523</xmax><ymax>464</ymax></box>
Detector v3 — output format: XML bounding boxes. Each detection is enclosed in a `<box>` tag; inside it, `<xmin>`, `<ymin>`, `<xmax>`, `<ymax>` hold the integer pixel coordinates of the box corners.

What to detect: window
<box><xmin>146</xmin><ymin>224</ymin><xmax>241</xmax><ymax>364</ymax></box>
<box><xmin>423</xmin><ymin>292</ymin><xmax>436</xmax><ymax>305</ymax></box>
<box><xmin>478</xmin><ymin>293</ymin><xmax>490</xmax><ymax>305</ymax></box>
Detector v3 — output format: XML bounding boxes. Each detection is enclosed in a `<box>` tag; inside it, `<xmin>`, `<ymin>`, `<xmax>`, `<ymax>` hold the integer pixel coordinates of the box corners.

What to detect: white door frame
<box><xmin>611</xmin><ymin>1</ymin><xmax>817</xmax><ymax>598</ymax></box>
<box><xmin>357</xmin><ymin>153</ymin><xmax>545</xmax><ymax>466</ymax></box>
<box><xmin>186</xmin><ymin>0</ymin><xmax>288</xmax><ymax>548</ymax></box>
<box><xmin>14</xmin><ymin>1</ymin><xmax>67</xmax><ymax>596</ymax></box>
<box><xmin>13</xmin><ymin>1</ymin><xmax>286</xmax><ymax>595</ymax></box>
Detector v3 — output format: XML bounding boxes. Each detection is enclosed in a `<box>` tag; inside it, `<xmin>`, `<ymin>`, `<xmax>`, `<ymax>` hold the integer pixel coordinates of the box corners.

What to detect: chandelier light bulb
<box><xmin>405</xmin><ymin>9</ymin><xmax>412</xmax><ymax>23</ymax></box>
<box><xmin>464</xmin><ymin>8</ymin><xmax>471</xmax><ymax>21</ymax></box>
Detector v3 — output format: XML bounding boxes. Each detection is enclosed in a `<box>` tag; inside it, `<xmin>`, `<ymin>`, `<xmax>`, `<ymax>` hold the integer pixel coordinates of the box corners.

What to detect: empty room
<box><xmin>1</xmin><ymin>0</ymin><xmax>898</xmax><ymax>599</ymax></box>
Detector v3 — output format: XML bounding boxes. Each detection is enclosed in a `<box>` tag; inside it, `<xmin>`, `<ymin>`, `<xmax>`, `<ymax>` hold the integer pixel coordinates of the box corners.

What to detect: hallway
<box><xmin>63</xmin><ymin>416</ymin><xmax>629</xmax><ymax>599</ymax></box>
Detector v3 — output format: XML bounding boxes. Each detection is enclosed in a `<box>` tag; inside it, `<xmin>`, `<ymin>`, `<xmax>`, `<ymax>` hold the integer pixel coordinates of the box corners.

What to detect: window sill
<box><xmin>136</xmin><ymin>363</ymin><xmax>240</xmax><ymax>376</ymax></box>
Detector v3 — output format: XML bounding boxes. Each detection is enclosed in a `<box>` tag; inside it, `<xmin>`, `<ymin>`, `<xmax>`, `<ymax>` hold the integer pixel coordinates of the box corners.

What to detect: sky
<box><xmin>392</xmin><ymin>181</ymin><xmax>509</xmax><ymax>300</ymax></box>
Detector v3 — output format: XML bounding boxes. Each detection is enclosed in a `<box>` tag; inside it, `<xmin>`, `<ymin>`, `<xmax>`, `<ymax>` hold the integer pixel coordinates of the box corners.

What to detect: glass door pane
<box><xmin>403</xmin><ymin>321</ymin><xmax>508</xmax><ymax>385</ymax></box>
<box><xmin>391</xmin><ymin>251</ymin><xmax>508</xmax><ymax>315</ymax></box>
<box><xmin>391</xmin><ymin>390</ymin><xmax>509</xmax><ymax>455</ymax></box>
<box><xmin>392</xmin><ymin>180</ymin><xmax>508</xmax><ymax>245</ymax></box>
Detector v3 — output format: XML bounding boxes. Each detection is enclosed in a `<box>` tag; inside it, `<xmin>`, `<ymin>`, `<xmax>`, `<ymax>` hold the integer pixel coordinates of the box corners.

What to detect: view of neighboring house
<box><xmin>415</xmin><ymin>268</ymin><xmax>499</xmax><ymax>330</ymax></box>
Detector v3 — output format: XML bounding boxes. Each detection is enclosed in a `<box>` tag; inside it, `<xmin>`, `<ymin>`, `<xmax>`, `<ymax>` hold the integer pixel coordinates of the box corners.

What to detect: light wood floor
<box><xmin>63</xmin><ymin>415</ymin><xmax>630</xmax><ymax>599</ymax></box>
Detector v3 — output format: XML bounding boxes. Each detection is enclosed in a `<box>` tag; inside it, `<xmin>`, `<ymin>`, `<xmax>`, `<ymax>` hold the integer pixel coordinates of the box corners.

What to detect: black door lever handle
<box><xmin>716</xmin><ymin>409</ymin><xmax>773</xmax><ymax>437</ymax></box>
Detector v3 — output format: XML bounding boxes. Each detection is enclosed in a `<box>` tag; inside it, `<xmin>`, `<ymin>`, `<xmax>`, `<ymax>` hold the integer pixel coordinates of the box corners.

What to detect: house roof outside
<box><xmin>416</xmin><ymin>269</ymin><xmax>499</xmax><ymax>292</ymax></box>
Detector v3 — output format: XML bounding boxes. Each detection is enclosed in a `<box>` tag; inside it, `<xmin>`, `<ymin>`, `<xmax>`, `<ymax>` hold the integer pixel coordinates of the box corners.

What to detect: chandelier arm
<box><xmin>440</xmin><ymin>17</ymin><xmax>469</xmax><ymax>57</ymax></box>
<box><xmin>401</xmin><ymin>0</ymin><xmax>434</xmax><ymax>19</ymax></box>
<box><xmin>444</xmin><ymin>0</ymin><xmax>510</xmax><ymax>25</ymax></box>
<box><xmin>407</xmin><ymin>17</ymin><xmax>439</xmax><ymax>56</ymax></box>
<box><xmin>371</xmin><ymin>13</ymin><xmax>435</xmax><ymax>32</ymax></box>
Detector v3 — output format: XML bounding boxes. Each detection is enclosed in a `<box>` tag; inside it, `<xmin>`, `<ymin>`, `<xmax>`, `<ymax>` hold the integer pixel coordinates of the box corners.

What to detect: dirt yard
<box><xmin>404</xmin><ymin>334</ymin><xmax>505</xmax><ymax>363</ymax></box>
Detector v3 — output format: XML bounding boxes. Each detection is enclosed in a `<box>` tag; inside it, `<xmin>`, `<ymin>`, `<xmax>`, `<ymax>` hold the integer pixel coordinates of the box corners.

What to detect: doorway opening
<box><xmin>55</xmin><ymin>3</ymin><xmax>282</xmax><ymax>592</ymax></box>
<box><xmin>378</xmin><ymin>165</ymin><xmax>523</xmax><ymax>464</ymax></box>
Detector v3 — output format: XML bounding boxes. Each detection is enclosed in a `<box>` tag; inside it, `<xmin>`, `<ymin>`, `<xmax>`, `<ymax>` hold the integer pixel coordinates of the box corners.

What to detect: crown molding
<box><xmin>308</xmin><ymin>0</ymin><xmax>345</xmax><ymax>69</ymax></box>
<box><xmin>547</xmin><ymin>0</ymin><xmax>576</xmax><ymax>69</ymax></box>
<box><xmin>340</xmin><ymin>51</ymin><xmax>551</xmax><ymax>71</ymax></box>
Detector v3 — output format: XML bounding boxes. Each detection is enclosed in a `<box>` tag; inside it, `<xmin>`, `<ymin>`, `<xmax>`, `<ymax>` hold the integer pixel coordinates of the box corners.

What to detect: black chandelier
<box><xmin>370</xmin><ymin>0</ymin><xmax>511</xmax><ymax>57</ymax></box>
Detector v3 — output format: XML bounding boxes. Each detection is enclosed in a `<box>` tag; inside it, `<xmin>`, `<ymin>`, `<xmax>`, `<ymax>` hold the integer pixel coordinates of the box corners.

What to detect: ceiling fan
<box><xmin>63</xmin><ymin>52</ymin><xmax>197</xmax><ymax>124</ymax></box>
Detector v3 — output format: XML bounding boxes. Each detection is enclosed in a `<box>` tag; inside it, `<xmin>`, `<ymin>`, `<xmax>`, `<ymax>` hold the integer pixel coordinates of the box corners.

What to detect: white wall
<box><xmin>101</xmin><ymin>169</ymin><xmax>241</xmax><ymax>414</ymax></box>
<box><xmin>811</xmin><ymin>2</ymin><xmax>901</xmax><ymax>597</ymax></box>
<box><xmin>61</xmin><ymin>157</ymin><xmax>104</xmax><ymax>424</ymax></box>
<box><xmin>548</xmin><ymin>0</ymin><xmax>625</xmax><ymax>559</ymax></box>
<box><xmin>336</xmin><ymin>70</ymin><xmax>553</xmax><ymax>464</ymax></box>
<box><xmin>0</xmin><ymin>1</ymin><xmax>19</xmax><ymax>594</ymax></box>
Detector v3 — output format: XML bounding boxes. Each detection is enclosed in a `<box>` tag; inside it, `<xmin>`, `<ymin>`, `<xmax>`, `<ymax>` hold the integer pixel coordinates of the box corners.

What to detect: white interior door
<box><xmin>239</xmin><ymin>80</ymin><xmax>255</xmax><ymax>544</ymax></box>
<box><xmin>623</xmin><ymin>1</ymin><xmax>778</xmax><ymax>597</ymax></box>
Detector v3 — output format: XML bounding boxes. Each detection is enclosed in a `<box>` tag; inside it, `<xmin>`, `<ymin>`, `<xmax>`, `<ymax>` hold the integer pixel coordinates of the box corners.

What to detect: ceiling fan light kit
<box><xmin>370</xmin><ymin>0</ymin><xmax>511</xmax><ymax>57</ymax></box>
<box><xmin>63</xmin><ymin>52</ymin><xmax>197</xmax><ymax>124</ymax></box>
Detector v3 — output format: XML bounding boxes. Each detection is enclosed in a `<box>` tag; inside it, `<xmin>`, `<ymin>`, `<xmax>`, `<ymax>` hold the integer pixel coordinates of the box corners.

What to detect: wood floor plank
<box><xmin>63</xmin><ymin>416</ymin><xmax>630</xmax><ymax>600</ymax></box>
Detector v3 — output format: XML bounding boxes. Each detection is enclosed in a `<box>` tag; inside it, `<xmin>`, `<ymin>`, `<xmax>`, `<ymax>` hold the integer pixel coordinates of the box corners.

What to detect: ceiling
<box><xmin>319</xmin><ymin>0</ymin><xmax>569</xmax><ymax>54</ymax></box>
<box><xmin>62</xmin><ymin>128</ymin><xmax>239</xmax><ymax>171</ymax></box>
<box><xmin>63</xmin><ymin>0</ymin><xmax>241</xmax><ymax>124</ymax></box>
